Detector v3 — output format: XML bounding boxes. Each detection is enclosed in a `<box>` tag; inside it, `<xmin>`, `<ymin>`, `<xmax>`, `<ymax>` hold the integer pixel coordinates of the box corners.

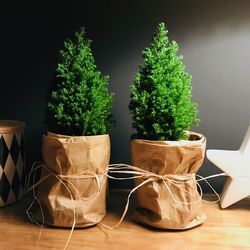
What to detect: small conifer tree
<box><xmin>129</xmin><ymin>22</ymin><xmax>199</xmax><ymax>141</ymax></box>
<box><xmin>45</xmin><ymin>28</ymin><xmax>114</xmax><ymax>136</ymax></box>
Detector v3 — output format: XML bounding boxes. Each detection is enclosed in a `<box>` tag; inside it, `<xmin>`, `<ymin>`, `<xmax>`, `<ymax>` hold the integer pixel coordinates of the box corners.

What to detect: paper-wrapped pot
<box><xmin>131</xmin><ymin>131</ymin><xmax>206</xmax><ymax>230</ymax></box>
<box><xmin>31</xmin><ymin>133</ymin><xmax>110</xmax><ymax>228</ymax></box>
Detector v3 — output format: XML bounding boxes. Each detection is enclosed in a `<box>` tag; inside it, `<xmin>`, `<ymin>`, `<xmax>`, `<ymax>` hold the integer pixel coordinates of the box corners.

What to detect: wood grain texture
<box><xmin>0</xmin><ymin>191</ymin><xmax>249</xmax><ymax>250</ymax></box>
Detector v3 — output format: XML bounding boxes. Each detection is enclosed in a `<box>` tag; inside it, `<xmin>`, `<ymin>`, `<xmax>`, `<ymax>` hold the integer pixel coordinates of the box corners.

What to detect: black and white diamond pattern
<box><xmin>0</xmin><ymin>136</ymin><xmax>9</xmax><ymax>167</ymax></box>
<box><xmin>0</xmin><ymin>130</ymin><xmax>25</xmax><ymax>207</ymax></box>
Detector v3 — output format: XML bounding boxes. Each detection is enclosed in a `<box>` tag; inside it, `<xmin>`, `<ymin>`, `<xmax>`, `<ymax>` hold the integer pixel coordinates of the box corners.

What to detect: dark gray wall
<box><xmin>1</xmin><ymin>1</ymin><xmax>250</xmax><ymax>191</ymax></box>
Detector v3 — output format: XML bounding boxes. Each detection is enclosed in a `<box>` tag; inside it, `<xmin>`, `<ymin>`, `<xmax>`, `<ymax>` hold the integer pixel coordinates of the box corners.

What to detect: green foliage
<box><xmin>45</xmin><ymin>28</ymin><xmax>114</xmax><ymax>136</ymax></box>
<box><xmin>129</xmin><ymin>22</ymin><xmax>199</xmax><ymax>141</ymax></box>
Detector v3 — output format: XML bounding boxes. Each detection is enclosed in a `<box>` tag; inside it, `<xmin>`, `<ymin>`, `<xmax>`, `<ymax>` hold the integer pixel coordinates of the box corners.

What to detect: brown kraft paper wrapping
<box><xmin>32</xmin><ymin>133</ymin><xmax>110</xmax><ymax>228</ymax></box>
<box><xmin>131</xmin><ymin>131</ymin><xmax>206</xmax><ymax>230</ymax></box>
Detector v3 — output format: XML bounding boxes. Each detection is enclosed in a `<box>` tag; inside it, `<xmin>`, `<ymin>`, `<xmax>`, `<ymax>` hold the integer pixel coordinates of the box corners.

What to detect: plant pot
<box><xmin>31</xmin><ymin>132</ymin><xmax>110</xmax><ymax>227</ymax></box>
<box><xmin>131</xmin><ymin>131</ymin><xmax>206</xmax><ymax>230</ymax></box>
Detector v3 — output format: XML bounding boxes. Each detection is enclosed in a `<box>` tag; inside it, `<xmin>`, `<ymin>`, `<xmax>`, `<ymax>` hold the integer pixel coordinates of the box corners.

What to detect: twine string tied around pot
<box><xmin>24</xmin><ymin>162</ymin><xmax>227</xmax><ymax>248</ymax></box>
<box><xmin>24</xmin><ymin>162</ymin><xmax>108</xmax><ymax>250</ymax></box>
<box><xmin>101</xmin><ymin>164</ymin><xmax>227</xmax><ymax>229</ymax></box>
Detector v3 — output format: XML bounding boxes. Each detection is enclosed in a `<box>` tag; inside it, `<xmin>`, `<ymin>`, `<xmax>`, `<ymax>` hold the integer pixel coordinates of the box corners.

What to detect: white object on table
<box><xmin>206</xmin><ymin>126</ymin><xmax>250</xmax><ymax>208</ymax></box>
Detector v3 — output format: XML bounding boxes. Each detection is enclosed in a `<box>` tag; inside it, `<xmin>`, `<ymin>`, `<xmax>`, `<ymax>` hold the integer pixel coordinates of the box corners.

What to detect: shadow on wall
<box><xmin>0</xmin><ymin>0</ymin><xmax>249</xmax><ymax>190</ymax></box>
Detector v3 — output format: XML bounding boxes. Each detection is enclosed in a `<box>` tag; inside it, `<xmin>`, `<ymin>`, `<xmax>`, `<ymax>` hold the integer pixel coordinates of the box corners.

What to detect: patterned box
<box><xmin>0</xmin><ymin>120</ymin><xmax>25</xmax><ymax>207</ymax></box>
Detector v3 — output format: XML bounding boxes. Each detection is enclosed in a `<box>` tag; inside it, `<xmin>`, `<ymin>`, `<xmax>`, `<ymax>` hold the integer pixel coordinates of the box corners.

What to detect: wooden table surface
<box><xmin>0</xmin><ymin>191</ymin><xmax>249</xmax><ymax>250</ymax></box>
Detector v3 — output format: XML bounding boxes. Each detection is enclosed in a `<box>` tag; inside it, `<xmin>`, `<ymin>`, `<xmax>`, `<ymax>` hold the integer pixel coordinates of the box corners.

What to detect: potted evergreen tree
<box><xmin>33</xmin><ymin>28</ymin><xmax>114</xmax><ymax>228</ymax></box>
<box><xmin>129</xmin><ymin>22</ymin><xmax>206</xmax><ymax>229</ymax></box>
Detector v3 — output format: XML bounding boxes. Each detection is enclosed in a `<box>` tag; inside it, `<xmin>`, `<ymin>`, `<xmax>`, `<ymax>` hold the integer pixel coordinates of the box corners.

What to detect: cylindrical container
<box><xmin>131</xmin><ymin>131</ymin><xmax>207</xmax><ymax>230</ymax></box>
<box><xmin>0</xmin><ymin>120</ymin><xmax>25</xmax><ymax>207</ymax></box>
<box><xmin>31</xmin><ymin>132</ymin><xmax>110</xmax><ymax>227</ymax></box>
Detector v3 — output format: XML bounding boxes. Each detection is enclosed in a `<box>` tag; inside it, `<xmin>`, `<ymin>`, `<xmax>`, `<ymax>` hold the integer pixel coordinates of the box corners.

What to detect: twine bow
<box><xmin>24</xmin><ymin>162</ymin><xmax>108</xmax><ymax>250</ymax></box>
<box><xmin>24</xmin><ymin>162</ymin><xmax>227</xmax><ymax>249</ymax></box>
<box><xmin>102</xmin><ymin>164</ymin><xmax>226</xmax><ymax>229</ymax></box>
